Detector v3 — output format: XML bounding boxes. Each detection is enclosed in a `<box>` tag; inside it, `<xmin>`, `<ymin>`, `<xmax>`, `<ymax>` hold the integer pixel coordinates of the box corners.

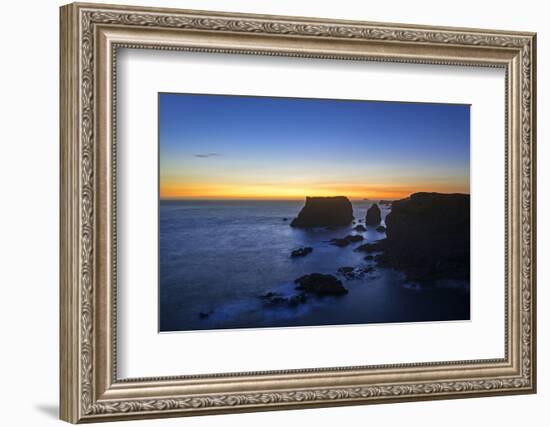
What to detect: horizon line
<box><xmin>159</xmin><ymin>191</ymin><xmax>471</xmax><ymax>202</ymax></box>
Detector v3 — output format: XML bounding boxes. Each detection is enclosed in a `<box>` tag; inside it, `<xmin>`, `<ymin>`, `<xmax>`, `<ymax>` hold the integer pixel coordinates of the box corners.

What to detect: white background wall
<box><xmin>0</xmin><ymin>0</ymin><xmax>545</xmax><ymax>426</ymax></box>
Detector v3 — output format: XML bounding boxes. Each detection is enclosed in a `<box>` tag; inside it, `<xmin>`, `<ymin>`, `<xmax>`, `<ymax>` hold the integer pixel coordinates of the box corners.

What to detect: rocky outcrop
<box><xmin>353</xmin><ymin>224</ymin><xmax>367</xmax><ymax>232</ymax></box>
<box><xmin>376</xmin><ymin>225</ymin><xmax>386</xmax><ymax>232</ymax></box>
<box><xmin>291</xmin><ymin>196</ymin><xmax>353</xmax><ymax>227</ymax></box>
<box><xmin>365</xmin><ymin>203</ymin><xmax>381</xmax><ymax>226</ymax></box>
<box><xmin>294</xmin><ymin>273</ymin><xmax>348</xmax><ymax>295</ymax></box>
<box><xmin>330</xmin><ymin>234</ymin><xmax>364</xmax><ymax>247</ymax></box>
<box><xmin>375</xmin><ymin>192</ymin><xmax>470</xmax><ymax>283</ymax></box>
<box><xmin>290</xmin><ymin>247</ymin><xmax>313</xmax><ymax>258</ymax></box>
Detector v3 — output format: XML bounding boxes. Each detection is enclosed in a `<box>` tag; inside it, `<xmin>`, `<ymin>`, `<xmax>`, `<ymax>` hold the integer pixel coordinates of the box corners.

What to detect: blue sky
<box><xmin>159</xmin><ymin>93</ymin><xmax>470</xmax><ymax>200</ymax></box>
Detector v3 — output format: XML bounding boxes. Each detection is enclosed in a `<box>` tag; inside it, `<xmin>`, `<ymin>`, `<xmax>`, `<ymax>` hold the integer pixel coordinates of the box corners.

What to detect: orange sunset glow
<box><xmin>159</xmin><ymin>94</ymin><xmax>470</xmax><ymax>202</ymax></box>
<box><xmin>159</xmin><ymin>181</ymin><xmax>469</xmax><ymax>200</ymax></box>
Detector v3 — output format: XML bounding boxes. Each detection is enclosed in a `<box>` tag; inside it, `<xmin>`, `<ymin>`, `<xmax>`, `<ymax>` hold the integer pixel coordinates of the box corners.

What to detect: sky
<box><xmin>159</xmin><ymin>93</ymin><xmax>470</xmax><ymax>200</ymax></box>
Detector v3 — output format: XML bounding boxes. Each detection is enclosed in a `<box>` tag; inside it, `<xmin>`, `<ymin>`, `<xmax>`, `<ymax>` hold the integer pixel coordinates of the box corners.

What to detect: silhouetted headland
<box><xmin>359</xmin><ymin>192</ymin><xmax>470</xmax><ymax>283</ymax></box>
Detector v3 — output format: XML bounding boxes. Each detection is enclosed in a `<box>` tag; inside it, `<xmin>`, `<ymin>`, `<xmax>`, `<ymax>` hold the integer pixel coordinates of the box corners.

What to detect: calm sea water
<box><xmin>159</xmin><ymin>200</ymin><xmax>470</xmax><ymax>332</ymax></box>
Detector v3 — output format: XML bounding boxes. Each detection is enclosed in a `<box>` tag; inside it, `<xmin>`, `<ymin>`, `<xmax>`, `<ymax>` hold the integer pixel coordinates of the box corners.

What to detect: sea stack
<box><xmin>365</xmin><ymin>203</ymin><xmax>381</xmax><ymax>226</ymax></box>
<box><xmin>290</xmin><ymin>196</ymin><xmax>353</xmax><ymax>228</ymax></box>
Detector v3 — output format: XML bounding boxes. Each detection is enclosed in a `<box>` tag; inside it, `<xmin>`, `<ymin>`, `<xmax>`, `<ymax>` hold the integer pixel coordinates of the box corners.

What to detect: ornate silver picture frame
<box><xmin>60</xmin><ymin>2</ymin><xmax>536</xmax><ymax>423</ymax></box>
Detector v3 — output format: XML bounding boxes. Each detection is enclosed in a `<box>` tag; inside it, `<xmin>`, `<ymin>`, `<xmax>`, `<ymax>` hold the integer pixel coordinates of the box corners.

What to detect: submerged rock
<box><xmin>330</xmin><ymin>234</ymin><xmax>364</xmax><ymax>247</ymax></box>
<box><xmin>288</xmin><ymin>293</ymin><xmax>308</xmax><ymax>306</ymax></box>
<box><xmin>337</xmin><ymin>266</ymin><xmax>355</xmax><ymax>275</ymax></box>
<box><xmin>290</xmin><ymin>196</ymin><xmax>353</xmax><ymax>228</ymax></box>
<box><xmin>295</xmin><ymin>273</ymin><xmax>348</xmax><ymax>295</ymax></box>
<box><xmin>290</xmin><ymin>246</ymin><xmax>313</xmax><ymax>258</ymax></box>
<box><xmin>353</xmin><ymin>224</ymin><xmax>367</xmax><ymax>232</ymax></box>
<box><xmin>365</xmin><ymin>203</ymin><xmax>382</xmax><ymax>226</ymax></box>
<box><xmin>376</xmin><ymin>225</ymin><xmax>386</xmax><ymax>232</ymax></box>
<box><xmin>329</xmin><ymin>238</ymin><xmax>350</xmax><ymax>247</ymax></box>
<box><xmin>337</xmin><ymin>266</ymin><xmax>375</xmax><ymax>280</ymax></box>
<box><xmin>260</xmin><ymin>291</ymin><xmax>308</xmax><ymax>307</ymax></box>
<box><xmin>198</xmin><ymin>310</ymin><xmax>213</xmax><ymax>319</ymax></box>
<box><xmin>265</xmin><ymin>295</ymin><xmax>288</xmax><ymax>305</ymax></box>
<box><xmin>354</xmin><ymin>242</ymin><xmax>380</xmax><ymax>253</ymax></box>
<box><xmin>260</xmin><ymin>291</ymin><xmax>282</xmax><ymax>299</ymax></box>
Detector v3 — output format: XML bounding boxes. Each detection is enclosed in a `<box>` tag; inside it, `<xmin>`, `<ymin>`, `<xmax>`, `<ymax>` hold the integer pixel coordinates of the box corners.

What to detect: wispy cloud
<box><xmin>194</xmin><ymin>153</ymin><xmax>221</xmax><ymax>158</ymax></box>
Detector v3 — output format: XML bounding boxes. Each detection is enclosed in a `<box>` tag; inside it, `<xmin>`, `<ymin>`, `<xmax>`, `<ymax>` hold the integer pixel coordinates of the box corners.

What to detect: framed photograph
<box><xmin>60</xmin><ymin>2</ymin><xmax>537</xmax><ymax>423</ymax></box>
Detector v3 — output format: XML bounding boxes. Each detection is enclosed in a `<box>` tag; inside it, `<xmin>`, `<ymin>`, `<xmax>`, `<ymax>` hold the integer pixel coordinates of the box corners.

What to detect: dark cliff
<box><xmin>377</xmin><ymin>192</ymin><xmax>470</xmax><ymax>282</ymax></box>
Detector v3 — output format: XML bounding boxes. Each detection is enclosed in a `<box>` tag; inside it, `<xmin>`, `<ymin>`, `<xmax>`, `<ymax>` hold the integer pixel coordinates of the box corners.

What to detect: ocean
<box><xmin>159</xmin><ymin>199</ymin><xmax>470</xmax><ymax>332</ymax></box>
